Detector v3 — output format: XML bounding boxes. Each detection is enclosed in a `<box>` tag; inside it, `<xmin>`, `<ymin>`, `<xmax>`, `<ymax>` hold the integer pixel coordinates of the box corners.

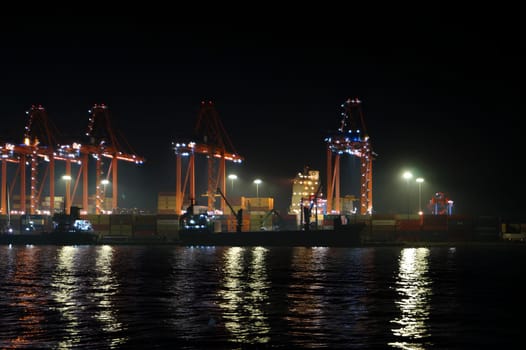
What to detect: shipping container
<box><xmin>157</xmin><ymin>219</ymin><xmax>180</xmax><ymax>234</ymax></box>
<box><xmin>322</xmin><ymin>219</ymin><xmax>334</xmax><ymax>230</ymax></box>
<box><xmin>398</xmin><ymin>219</ymin><xmax>421</xmax><ymax>231</ymax></box>
<box><xmin>133</xmin><ymin>223</ymin><xmax>157</xmax><ymax>235</ymax></box>
<box><xmin>500</xmin><ymin>218</ymin><xmax>526</xmax><ymax>241</ymax></box>
<box><xmin>447</xmin><ymin>215</ymin><xmax>473</xmax><ymax>231</ymax></box>
<box><xmin>92</xmin><ymin>223</ymin><xmax>110</xmax><ymax>234</ymax></box>
<box><xmin>372</xmin><ymin>213</ymin><xmax>396</xmax><ymax>220</ymax></box>
<box><xmin>423</xmin><ymin>215</ymin><xmax>448</xmax><ymax>226</ymax></box>
<box><xmin>372</xmin><ymin>219</ymin><xmax>397</xmax><ymax>227</ymax></box>
<box><xmin>134</xmin><ymin>215</ymin><xmax>157</xmax><ymax>224</ymax></box>
<box><xmin>110</xmin><ymin>214</ymin><xmax>134</xmax><ymax>225</ymax></box>
<box><xmin>473</xmin><ymin>216</ymin><xmax>500</xmax><ymax>241</ymax></box>
<box><xmin>110</xmin><ymin>224</ymin><xmax>133</xmax><ymax>236</ymax></box>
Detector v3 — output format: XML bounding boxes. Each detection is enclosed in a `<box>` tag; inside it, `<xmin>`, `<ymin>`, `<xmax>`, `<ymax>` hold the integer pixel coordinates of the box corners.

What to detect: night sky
<box><xmin>1</xmin><ymin>8</ymin><xmax>524</xmax><ymax>218</ymax></box>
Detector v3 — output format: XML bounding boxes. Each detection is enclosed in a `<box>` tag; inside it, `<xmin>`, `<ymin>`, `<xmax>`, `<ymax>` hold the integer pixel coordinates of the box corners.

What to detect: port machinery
<box><xmin>429</xmin><ymin>192</ymin><xmax>454</xmax><ymax>215</ymax></box>
<box><xmin>325</xmin><ymin>98</ymin><xmax>375</xmax><ymax>215</ymax></box>
<box><xmin>172</xmin><ymin>101</ymin><xmax>243</xmax><ymax>215</ymax></box>
<box><xmin>0</xmin><ymin>104</ymin><xmax>144</xmax><ymax>216</ymax></box>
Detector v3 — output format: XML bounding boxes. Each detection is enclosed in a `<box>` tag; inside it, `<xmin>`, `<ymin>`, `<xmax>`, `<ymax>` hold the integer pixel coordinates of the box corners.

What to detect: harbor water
<box><xmin>0</xmin><ymin>244</ymin><xmax>523</xmax><ymax>349</ymax></box>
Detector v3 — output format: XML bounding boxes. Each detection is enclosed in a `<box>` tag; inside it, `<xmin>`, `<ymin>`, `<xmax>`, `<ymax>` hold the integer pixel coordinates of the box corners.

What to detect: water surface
<box><xmin>0</xmin><ymin>244</ymin><xmax>523</xmax><ymax>348</ymax></box>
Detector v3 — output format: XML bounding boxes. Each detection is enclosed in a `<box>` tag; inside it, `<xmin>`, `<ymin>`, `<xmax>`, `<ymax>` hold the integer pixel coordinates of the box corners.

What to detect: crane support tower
<box><xmin>325</xmin><ymin>98</ymin><xmax>375</xmax><ymax>215</ymax></box>
<box><xmin>172</xmin><ymin>101</ymin><xmax>243</xmax><ymax>214</ymax></box>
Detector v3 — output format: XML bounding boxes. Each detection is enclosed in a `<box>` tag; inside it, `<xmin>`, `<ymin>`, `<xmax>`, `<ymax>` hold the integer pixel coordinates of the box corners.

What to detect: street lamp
<box><xmin>62</xmin><ymin>175</ymin><xmax>72</xmax><ymax>214</ymax></box>
<box><xmin>402</xmin><ymin>171</ymin><xmax>413</xmax><ymax>218</ymax></box>
<box><xmin>228</xmin><ymin>174</ymin><xmax>237</xmax><ymax>192</ymax></box>
<box><xmin>101</xmin><ymin>179</ymin><xmax>109</xmax><ymax>193</ymax></box>
<box><xmin>416</xmin><ymin>177</ymin><xmax>424</xmax><ymax>215</ymax></box>
<box><xmin>100</xmin><ymin>179</ymin><xmax>110</xmax><ymax>213</ymax></box>
<box><xmin>253</xmin><ymin>179</ymin><xmax>262</xmax><ymax>198</ymax></box>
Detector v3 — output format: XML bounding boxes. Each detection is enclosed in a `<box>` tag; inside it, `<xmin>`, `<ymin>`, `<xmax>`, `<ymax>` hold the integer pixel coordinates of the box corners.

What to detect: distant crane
<box><xmin>325</xmin><ymin>98</ymin><xmax>375</xmax><ymax>215</ymax></box>
<box><xmin>429</xmin><ymin>192</ymin><xmax>454</xmax><ymax>215</ymax></box>
<box><xmin>0</xmin><ymin>105</ymin><xmax>71</xmax><ymax>215</ymax></box>
<box><xmin>172</xmin><ymin>101</ymin><xmax>243</xmax><ymax>214</ymax></box>
<box><xmin>79</xmin><ymin>104</ymin><xmax>145</xmax><ymax>214</ymax></box>
<box><xmin>0</xmin><ymin>104</ymin><xmax>144</xmax><ymax>215</ymax></box>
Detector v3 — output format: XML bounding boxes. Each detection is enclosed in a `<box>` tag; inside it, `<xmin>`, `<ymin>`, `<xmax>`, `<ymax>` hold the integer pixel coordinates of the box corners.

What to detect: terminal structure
<box><xmin>172</xmin><ymin>101</ymin><xmax>243</xmax><ymax>215</ymax></box>
<box><xmin>0</xmin><ymin>104</ymin><xmax>144</xmax><ymax>215</ymax></box>
<box><xmin>325</xmin><ymin>98</ymin><xmax>374</xmax><ymax>215</ymax></box>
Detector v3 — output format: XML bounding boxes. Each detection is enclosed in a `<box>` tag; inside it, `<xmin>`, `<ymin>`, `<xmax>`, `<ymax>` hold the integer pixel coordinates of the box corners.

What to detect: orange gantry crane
<box><xmin>78</xmin><ymin>104</ymin><xmax>145</xmax><ymax>214</ymax></box>
<box><xmin>325</xmin><ymin>98</ymin><xmax>375</xmax><ymax>215</ymax></box>
<box><xmin>172</xmin><ymin>101</ymin><xmax>243</xmax><ymax>214</ymax></box>
<box><xmin>0</xmin><ymin>104</ymin><xmax>144</xmax><ymax>216</ymax></box>
<box><xmin>0</xmin><ymin>105</ymin><xmax>72</xmax><ymax>215</ymax></box>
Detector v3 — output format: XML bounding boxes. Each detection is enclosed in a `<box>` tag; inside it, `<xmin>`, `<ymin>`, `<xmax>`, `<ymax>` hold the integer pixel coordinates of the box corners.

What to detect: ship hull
<box><xmin>0</xmin><ymin>232</ymin><xmax>100</xmax><ymax>245</ymax></box>
<box><xmin>178</xmin><ymin>224</ymin><xmax>366</xmax><ymax>247</ymax></box>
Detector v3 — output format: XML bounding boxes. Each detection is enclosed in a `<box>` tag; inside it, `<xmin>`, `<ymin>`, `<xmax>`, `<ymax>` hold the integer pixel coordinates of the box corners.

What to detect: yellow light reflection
<box><xmin>5</xmin><ymin>246</ymin><xmax>44</xmax><ymax>348</ymax></box>
<box><xmin>389</xmin><ymin>247</ymin><xmax>432</xmax><ymax>349</ymax></box>
<box><xmin>51</xmin><ymin>246</ymin><xmax>81</xmax><ymax>349</ymax></box>
<box><xmin>218</xmin><ymin>246</ymin><xmax>270</xmax><ymax>344</ymax></box>
<box><xmin>93</xmin><ymin>245</ymin><xmax>127</xmax><ymax>347</ymax></box>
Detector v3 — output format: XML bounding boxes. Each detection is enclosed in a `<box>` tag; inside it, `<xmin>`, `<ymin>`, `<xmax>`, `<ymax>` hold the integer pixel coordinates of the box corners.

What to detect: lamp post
<box><xmin>253</xmin><ymin>179</ymin><xmax>262</xmax><ymax>198</ymax></box>
<box><xmin>228</xmin><ymin>174</ymin><xmax>237</xmax><ymax>192</ymax></box>
<box><xmin>416</xmin><ymin>177</ymin><xmax>424</xmax><ymax>215</ymax></box>
<box><xmin>402</xmin><ymin>171</ymin><xmax>413</xmax><ymax>218</ymax></box>
<box><xmin>62</xmin><ymin>175</ymin><xmax>71</xmax><ymax>214</ymax></box>
<box><xmin>101</xmin><ymin>178</ymin><xmax>110</xmax><ymax>189</ymax></box>
<box><xmin>101</xmin><ymin>179</ymin><xmax>109</xmax><ymax>213</ymax></box>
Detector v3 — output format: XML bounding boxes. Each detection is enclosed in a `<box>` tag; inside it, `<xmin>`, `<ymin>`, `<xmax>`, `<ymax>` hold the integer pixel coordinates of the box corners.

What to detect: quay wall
<box><xmin>0</xmin><ymin>213</ymin><xmax>505</xmax><ymax>243</ymax></box>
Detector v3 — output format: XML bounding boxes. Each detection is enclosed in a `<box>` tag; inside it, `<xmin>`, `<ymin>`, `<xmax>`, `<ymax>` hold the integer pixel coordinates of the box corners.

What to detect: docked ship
<box><xmin>176</xmin><ymin>170</ymin><xmax>367</xmax><ymax>247</ymax></box>
<box><xmin>0</xmin><ymin>231</ymin><xmax>99</xmax><ymax>245</ymax></box>
<box><xmin>0</xmin><ymin>206</ymin><xmax>99</xmax><ymax>245</ymax></box>
<box><xmin>177</xmin><ymin>199</ymin><xmax>366</xmax><ymax>247</ymax></box>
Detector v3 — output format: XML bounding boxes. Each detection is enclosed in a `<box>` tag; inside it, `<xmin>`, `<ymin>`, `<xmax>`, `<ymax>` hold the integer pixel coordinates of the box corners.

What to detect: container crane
<box><xmin>1</xmin><ymin>104</ymin><xmax>145</xmax><ymax>216</ymax></box>
<box><xmin>79</xmin><ymin>104</ymin><xmax>145</xmax><ymax>214</ymax></box>
<box><xmin>172</xmin><ymin>101</ymin><xmax>243</xmax><ymax>214</ymax></box>
<box><xmin>0</xmin><ymin>105</ymin><xmax>75</xmax><ymax>215</ymax></box>
<box><xmin>325</xmin><ymin>98</ymin><xmax>375</xmax><ymax>215</ymax></box>
<box><xmin>429</xmin><ymin>192</ymin><xmax>454</xmax><ymax>215</ymax></box>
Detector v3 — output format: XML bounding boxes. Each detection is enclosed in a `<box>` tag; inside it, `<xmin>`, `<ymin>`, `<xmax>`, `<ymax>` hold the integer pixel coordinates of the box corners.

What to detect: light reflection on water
<box><xmin>4</xmin><ymin>245</ymin><xmax>45</xmax><ymax>348</ymax></box>
<box><xmin>389</xmin><ymin>247</ymin><xmax>432</xmax><ymax>349</ymax></box>
<box><xmin>218</xmin><ymin>246</ymin><xmax>271</xmax><ymax>344</ymax></box>
<box><xmin>92</xmin><ymin>245</ymin><xmax>127</xmax><ymax>348</ymax></box>
<box><xmin>51</xmin><ymin>246</ymin><xmax>82</xmax><ymax>349</ymax></box>
<box><xmin>0</xmin><ymin>244</ymin><xmax>522</xmax><ymax>348</ymax></box>
<box><xmin>48</xmin><ymin>246</ymin><xmax>129</xmax><ymax>349</ymax></box>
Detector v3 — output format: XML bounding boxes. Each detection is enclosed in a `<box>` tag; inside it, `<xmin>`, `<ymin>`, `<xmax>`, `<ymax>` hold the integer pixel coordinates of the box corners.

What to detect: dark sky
<box><xmin>0</xmin><ymin>8</ymin><xmax>524</xmax><ymax>217</ymax></box>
